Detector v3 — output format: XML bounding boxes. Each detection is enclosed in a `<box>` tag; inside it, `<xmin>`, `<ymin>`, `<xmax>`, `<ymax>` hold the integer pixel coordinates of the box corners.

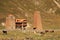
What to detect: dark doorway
<box><xmin>16</xmin><ymin>22</ymin><xmax>22</xmax><ymax>29</ymax></box>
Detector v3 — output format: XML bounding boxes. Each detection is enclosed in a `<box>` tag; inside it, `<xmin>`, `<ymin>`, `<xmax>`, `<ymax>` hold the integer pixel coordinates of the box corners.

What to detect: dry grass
<box><xmin>0</xmin><ymin>30</ymin><xmax>59</xmax><ymax>40</ymax></box>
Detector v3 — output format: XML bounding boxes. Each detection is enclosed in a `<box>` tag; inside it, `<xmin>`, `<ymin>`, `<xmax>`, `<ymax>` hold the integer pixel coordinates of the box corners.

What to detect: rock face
<box><xmin>34</xmin><ymin>11</ymin><xmax>43</xmax><ymax>31</ymax></box>
<box><xmin>5</xmin><ymin>14</ymin><xmax>15</xmax><ymax>30</ymax></box>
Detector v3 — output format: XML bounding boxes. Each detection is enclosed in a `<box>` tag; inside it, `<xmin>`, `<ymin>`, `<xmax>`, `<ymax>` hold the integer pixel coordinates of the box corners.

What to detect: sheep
<box><xmin>2</xmin><ymin>30</ymin><xmax>7</xmax><ymax>35</ymax></box>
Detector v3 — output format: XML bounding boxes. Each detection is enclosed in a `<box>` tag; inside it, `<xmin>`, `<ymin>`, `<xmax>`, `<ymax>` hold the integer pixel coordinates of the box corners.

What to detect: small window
<box><xmin>23</xmin><ymin>22</ymin><xmax>27</xmax><ymax>24</ymax></box>
<box><xmin>16</xmin><ymin>22</ymin><xmax>22</xmax><ymax>24</ymax></box>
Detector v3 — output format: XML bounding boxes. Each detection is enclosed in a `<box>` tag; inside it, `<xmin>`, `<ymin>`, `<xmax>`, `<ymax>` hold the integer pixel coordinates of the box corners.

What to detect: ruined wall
<box><xmin>34</xmin><ymin>11</ymin><xmax>43</xmax><ymax>31</ymax></box>
<box><xmin>5</xmin><ymin>14</ymin><xmax>15</xmax><ymax>30</ymax></box>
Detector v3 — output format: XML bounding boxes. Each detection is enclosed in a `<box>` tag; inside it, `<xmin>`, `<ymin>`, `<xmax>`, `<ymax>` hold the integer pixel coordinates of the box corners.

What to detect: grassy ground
<box><xmin>0</xmin><ymin>30</ymin><xmax>60</xmax><ymax>40</ymax></box>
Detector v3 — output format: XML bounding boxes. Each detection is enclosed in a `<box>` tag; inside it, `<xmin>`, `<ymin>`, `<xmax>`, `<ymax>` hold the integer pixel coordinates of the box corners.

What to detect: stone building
<box><xmin>33</xmin><ymin>11</ymin><xmax>43</xmax><ymax>31</ymax></box>
<box><xmin>5</xmin><ymin>14</ymin><xmax>15</xmax><ymax>30</ymax></box>
<box><xmin>16</xmin><ymin>19</ymin><xmax>27</xmax><ymax>30</ymax></box>
<box><xmin>5</xmin><ymin>11</ymin><xmax>43</xmax><ymax>31</ymax></box>
<box><xmin>5</xmin><ymin>14</ymin><xmax>27</xmax><ymax>30</ymax></box>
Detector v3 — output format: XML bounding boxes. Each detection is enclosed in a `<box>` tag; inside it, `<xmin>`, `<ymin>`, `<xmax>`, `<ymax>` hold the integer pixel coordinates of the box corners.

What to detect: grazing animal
<box><xmin>50</xmin><ymin>30</ymin><xmax>54</xmax><ymax>33</ymax></box>
<box><xmin>2</xmin><ymin>30</ymin><xmax>7</xmax><ymax>35</ymax></box>
<box><xmin>33</xmin><ymin>27</ymin><xmax>36</xmax><ymax>30</ymax></box>
<box><xmin>45</xmin><ymin>30</ymin><xmax>49</xmax><ymax>33</ymax></box>
<box><xmin>25</xmin><ymin>37</ymin><xmax>33</xmax><ymax>40</ymax></box>
<box><xmin>40</xmin><ymin>32</ymin><xmax>45</xmax><ymax>34</ymax></box>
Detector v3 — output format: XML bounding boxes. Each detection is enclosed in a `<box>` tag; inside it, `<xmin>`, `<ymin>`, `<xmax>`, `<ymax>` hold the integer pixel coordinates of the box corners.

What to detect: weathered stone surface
<box><xmin>34</xmin><ymin>11</ymin><xmax>43</xmax><ymax>31</ymax></box>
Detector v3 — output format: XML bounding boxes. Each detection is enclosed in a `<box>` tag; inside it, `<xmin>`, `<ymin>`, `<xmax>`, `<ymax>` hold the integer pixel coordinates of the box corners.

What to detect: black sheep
<box><xmin>50</xmin><ymin>30</ymin><xmax>54</xmax><ymax>33</ymax></box>
<box><xmin>2</xmin><ymin>30</ymin><xmax>7</xmax><ymax>35</ymax></box>
<box><xmin>45</xmin><ymin>30</ymin><xmax>49</xmax><ymax>33</ymax></box>
<box><xmin>39</xmin><ymin>31</ymin><xmax>45</xmax><ymax>36</ymax></box>
<box><xmin>33</xmin><ymin>27</ymin><xmax>36</xmax><ymax>30</ymax></box>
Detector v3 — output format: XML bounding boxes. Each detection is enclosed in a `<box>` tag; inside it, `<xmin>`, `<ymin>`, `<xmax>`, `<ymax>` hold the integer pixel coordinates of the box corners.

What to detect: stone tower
<box><xmin>34</xmin><ymin>11</ymin><xmax>43</xmax><ymax>31</ymax></box>
<box><xmin>5</xmin><ymin>14</ymin><xmax>15</xmax><ymax>30</ymax></box>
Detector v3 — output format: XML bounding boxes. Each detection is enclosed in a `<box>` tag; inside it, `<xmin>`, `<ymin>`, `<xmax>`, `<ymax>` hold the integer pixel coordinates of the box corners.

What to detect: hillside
<box><xmin>0</xmin><ymin>0</ymin><xmax>60</xmax><ymax>29</ymax></box>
